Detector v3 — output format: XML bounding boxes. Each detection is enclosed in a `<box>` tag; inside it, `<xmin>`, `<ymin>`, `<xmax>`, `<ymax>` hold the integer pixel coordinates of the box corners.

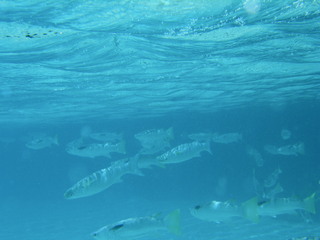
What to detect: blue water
<box><xmin>1</xmin><ymin>0</ymin><xmax>320</xmax><ymax>240</ymax></box>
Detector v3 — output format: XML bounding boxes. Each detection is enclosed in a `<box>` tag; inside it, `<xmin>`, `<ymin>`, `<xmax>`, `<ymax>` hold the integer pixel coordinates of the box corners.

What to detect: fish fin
<box><xmin>303</xmin><ymin>192</ymin><xmax>316</xmax><ymax>214</ymax></box>
<box><xmin>129</xmin><ymin>156</ymin><xmax>145</xmax><ymax>176</ymax></box>
<box><xmin>242</xmin><ymin>197</ymin><xmax>259</xmax><ymax>223</ymax></box>
<box><xmin>135</xmin><ymin>169</ymin><xmax>144</xmax><ymax>177</ymax></box>
<box><xmin>164</xmin><ymin>209</ymin><xmax>181</xmax><ymax>236</ymax></box>
<box><xmin>147</xmin><ymin>159</ymin><xmax>166</xmax><ymax>169</ymax></box>
<box><xmin>156</xmin><ymin>161</ymin><xmax>166</xmax><ymax>168</ymax></box>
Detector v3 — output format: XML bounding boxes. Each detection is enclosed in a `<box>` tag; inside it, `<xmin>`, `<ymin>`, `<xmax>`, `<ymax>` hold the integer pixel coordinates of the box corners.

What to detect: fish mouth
<box><xmin>63</xmin><ymin>190</ymin><xmax>74</xmax><ymax>199</ymax></box>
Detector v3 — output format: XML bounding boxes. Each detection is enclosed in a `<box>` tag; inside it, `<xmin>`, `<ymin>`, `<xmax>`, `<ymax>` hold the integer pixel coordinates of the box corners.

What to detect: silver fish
<box><xmin>26</xmin><ymin>135</ymin><xmax>58</xmax><ymax>150</ymax></box>
<box><xmin>188</xmin><ymin>132</ymin><xmax>213</xmax><ymax>142</ymax></box>
<box><xmin>66</xmin><ymin>140</ymin><xmax>125</xmax><ymax>158</ymax></box>
<box><xmin>264</xmin><ymin>142</ymin><xmax>304</xmax><ymax>156</ymax></box>
<box><xmin>91</xmin><ymin>209</ymin><xmax>181</xmax><ymax>240</ymax></box>
<box><xmin>64</xmin><ymin>158</ymin><xmax>141</xmax><ymax>199</ymax></box>
<box><xmin>190</xmin><ymin>198</ymin><xmax>258</xmax><ymax>223</ymax></box>
<box><xmin>157</xmin><ymin>141</ymin><xmax>211</xmax><ymax>164</ymax></box>
<box><xmin>90</xmin><ymin>131</ymin><xmax>123</xmax><ymax>142</ymax></box>
<box><xmin>135</xmin><ymin>127</ymin><xmax>173</xmax><ymax>142</ymax></box>
<box><xmin>277</xmin><ymin>142</ymin><xmax>304</xmax><ymax>156</ymax></box>
<box><xmin>211</xmin><ymin>132</ymin><xmax>242</xmax><ymax>144</ymax></box>
<box><xmin>258</xmin><ymin>193</ymin><xmax>316</xmax><ymax>217</ymax></box>
<box><xmin>135</xmin><ymin>127</ymin><xmax>174</xmax><ymax>154</ymax></box>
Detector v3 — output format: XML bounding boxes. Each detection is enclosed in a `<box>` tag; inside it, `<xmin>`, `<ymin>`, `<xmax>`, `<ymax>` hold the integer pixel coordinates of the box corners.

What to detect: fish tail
<box><xmin>153</xmin><ymin>160</ymin><xmax>166</xmax><ymax>168</ymax></box>
<box><xmin>303</xmin><ymin>192</ymin><xmax>316</xmax><ymax>214</ymax></box>
<box><xmin>147</xmin><ymin>158</ymin><xmax>166</xmax><ymax>169</ymax></box>
<box><xmin>241</xmin><ymin>197</ymin><xmax>259</xmax><ymax>223</ymax></box>
<box><xmin>129</xmin><ymin>156</ymin><xmax>144</xmax><ymax>176</ymax></box>
<box><xmin>164</xmin><ymin>209</ymin><xmax>181</xmax><ymax>236</ymax></box>
<box><xmin>117</xmin><ymin>140</ymin><xmax>126</xmax><ymax>154</ymax></box>
<box><xmin>166</xmin><ymin>127</ymin><xmax>174</xmax><ymax>140</ymax></box>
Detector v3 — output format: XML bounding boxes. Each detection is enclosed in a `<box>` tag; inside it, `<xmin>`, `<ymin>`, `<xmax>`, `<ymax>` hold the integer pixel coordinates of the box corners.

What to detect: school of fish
<box><xmin>22</xmin><ymin>127</ymin><xmax>316</xmax><ymax>240</ymax></box>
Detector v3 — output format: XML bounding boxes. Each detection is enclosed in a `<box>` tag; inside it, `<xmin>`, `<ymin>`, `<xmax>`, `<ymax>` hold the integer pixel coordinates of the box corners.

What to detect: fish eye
<box><xmin>194</xmin><ymin>205</ymin><xmax>201</xmax><ymax>210</ymax></box>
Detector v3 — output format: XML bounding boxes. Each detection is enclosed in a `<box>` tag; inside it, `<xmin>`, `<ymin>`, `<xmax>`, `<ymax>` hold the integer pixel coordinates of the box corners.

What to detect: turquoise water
<box><xmin>1</xmin><ymin>0</ymin><xmax>320</xmax><ymax>239</ymax></box>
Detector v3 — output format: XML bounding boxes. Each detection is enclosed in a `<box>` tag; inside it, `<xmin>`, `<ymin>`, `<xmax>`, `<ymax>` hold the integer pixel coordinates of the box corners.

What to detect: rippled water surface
<box><xmin>1</xmin><ymin>0</ymin><xmax>319</xmax><ymax>124</ymax></box>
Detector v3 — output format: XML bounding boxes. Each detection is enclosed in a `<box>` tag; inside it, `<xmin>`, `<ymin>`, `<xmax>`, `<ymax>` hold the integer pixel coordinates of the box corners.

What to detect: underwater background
<box><xmin>1</xmin><ymin>0</ymin><xmax>320</xmax><ymax>239</ymax></box>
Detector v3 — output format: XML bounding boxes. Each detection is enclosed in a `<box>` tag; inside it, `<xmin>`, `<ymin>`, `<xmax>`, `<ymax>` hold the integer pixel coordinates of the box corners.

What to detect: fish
<box><xmin>90</xmin><ymin>131</ymin><xmax>123</xmax><ymax>143</ymax></box>
<box><xmin>135</xmin><ymin>127</ymin><xmax>174</xmax><ymax>154</ymax></box>
<box><xmin>190</xmin><ymin>198</ymin><xmax>258</xmax><ymax>223</ymax></box>
<box><xmin>211</xmin><ymin>132</ymin><xmax>242</xmax><ymax>144</ymax></box>
<box><xmin>258</xmin><ymin>193</ymin><xmax>316</xmax><ymax>217</ymax></box>
<box><xmin>91</xmin><ymin>209</ymin><xmax>181</xmax><ymax>240</ymax></box>
<box><xmin>277</xmin><ymin>142</ymin><xmax>305</xmax><ymax>156</ymax></box>
<box><xmin>25</xmin><ymin>135</ymin><xmax>58</xmax><ymax>150</ymax></box>
<box><xmin>66</xmin><ymin>140</ymin><xmax>126</xmax><ymax>158</ymax></box>
<box><xmin>188</xmin><ymin>132</ymin><xmax>213</xmax><ymax>142</ymax></box>
<box><xmin>156</xmin><ymin>141</ymin><xmax>212</xmax><ymax>164</ymax></box>
<box><xmin>264</xmin><ymin>142</ymin><xmax>305</xmax><ymax>156</ymax></box>
<box><xmin>64</xmin><ymin>157</ymin><xmax>141</xmax><ymax>199</ymax></box>
<box><xmin>135</xmin><ymin>127</ymin><xmax>174</xmax><ymax>143</ymax></box>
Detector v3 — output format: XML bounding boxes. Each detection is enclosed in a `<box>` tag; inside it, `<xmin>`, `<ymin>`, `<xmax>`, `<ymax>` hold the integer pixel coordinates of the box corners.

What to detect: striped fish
<box><xmin>64</xmin><ymin>157</ymin><xmax>141</xmax><ymax>199</ymax></box>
